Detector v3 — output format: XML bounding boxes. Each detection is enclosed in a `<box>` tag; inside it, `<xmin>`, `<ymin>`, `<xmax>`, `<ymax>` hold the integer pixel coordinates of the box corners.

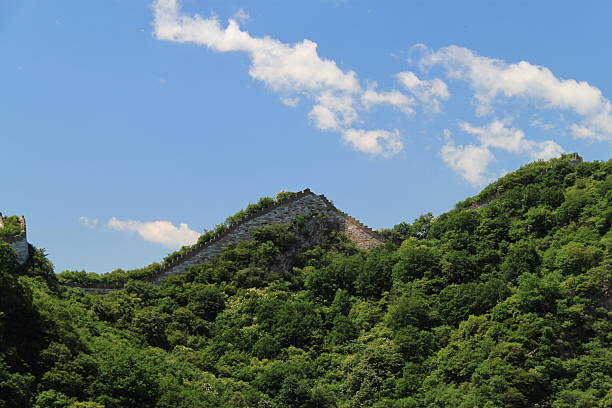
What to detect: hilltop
<box><xmin>0</xmin><ymin>154</ymin><xmax>610</xmax><ymax>408</ymax></box>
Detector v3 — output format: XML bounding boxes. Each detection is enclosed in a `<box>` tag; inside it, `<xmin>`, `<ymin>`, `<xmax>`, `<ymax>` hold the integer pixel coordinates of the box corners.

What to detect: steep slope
<box><xmin>0</xmin><ymin>154</ymin><xmax>610</xmax><ymax>408</ymax></box>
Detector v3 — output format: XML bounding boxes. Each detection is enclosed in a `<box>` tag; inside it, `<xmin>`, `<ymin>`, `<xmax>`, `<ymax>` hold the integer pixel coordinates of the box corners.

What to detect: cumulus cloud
<box><xmin>309</xmin><ymin>92</ymin><xmax>358</xmax><ymax>131</ymax></box>
<box><xmin>460</xmin><ymin>119</ymin><xmax>564</xmax><ymax>160</ymax></box>
<box><xmin>281</xmin><ymin>97</ymin><xmax>300</xmax><ymax>107</ymax></box>
<box><xmin>531</xmin><ymin>118</ymin><xmax>554</xmax><ymax>130</ymax></box>
<box><xmin>342</xmin><ymin>129</ymin><xmax>403</xmax><ymax>157</ymax></box>
<box><xmin>232</xmin><ymin>8</ymin><xmax>250</xmax><ymax>24</ymax></box>
<box><xmin>79</xmin><ymin>216</ymin><xmax>99</xmax><ymax>229</ymax></box>
<box><xmin>154</xmin><ymin>0</ymin><xmax>359</xmax><ymax>93</ymax></box>
<box><xmin>108</xmin><ymin>217</ymin><xmax>200</xmax><ymax>248</ymax></box>
<box><xmin>441</xmin><ymin>121</ymin><xmax>564</xmax><ymax>185</ymax></box>
<box><xmin>396</xmin><ymin>71</ymin><xmax>449</xmax><ymax>112</ymax></box>
<box><xmin>152</xmin><ymin>2</ymin><xmax>610</xmax><ymax>171</ymax></box>
<box><xmin>421</xmin><ymin>45</ymin><xmax>612</xmax><ymax>141</ymax></box>
<box><xmin>440</xmin><ymin>131</ymin><xmax>495</xmax><ymax>185</ymax></box>
<box><xmin>152</xmin><ymin>0</ymin><xmax>405</xmax><ymax>157</ymax></box>
<box><xmin>361</xmin><ymin>87</ymin><xmax>414</xmax><ymax>115</ymax></box>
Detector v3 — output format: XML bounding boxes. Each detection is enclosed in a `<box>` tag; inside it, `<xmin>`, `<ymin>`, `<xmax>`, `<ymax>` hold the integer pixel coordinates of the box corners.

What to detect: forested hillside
<box><xmin>1</xmin><ymin>154</ymin><xmax>610</xmax><ymax>408</ymax></box>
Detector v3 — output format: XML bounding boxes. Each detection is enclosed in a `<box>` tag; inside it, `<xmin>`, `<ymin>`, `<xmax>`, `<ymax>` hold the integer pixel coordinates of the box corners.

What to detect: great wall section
<box><xmin>63</xmin><ymin>189</ymin><xmax>385</xmax><ymax>293</ymax></box>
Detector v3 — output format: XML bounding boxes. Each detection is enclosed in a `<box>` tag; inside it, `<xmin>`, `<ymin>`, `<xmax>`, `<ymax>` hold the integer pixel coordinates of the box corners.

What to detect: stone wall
<box><xmin>343</xmin><ymin>215</ymin><xmax>385</xmax><ymax>249</ymax></box>
<box><xmin>65</xmin><ymin>189</ymin><xmax>385</xmax><ymax>292</ymax></box>
<box><xmin>9</xmin><ymin>239</ymin><xmax>29</xmax><ymax>264</ymax></box>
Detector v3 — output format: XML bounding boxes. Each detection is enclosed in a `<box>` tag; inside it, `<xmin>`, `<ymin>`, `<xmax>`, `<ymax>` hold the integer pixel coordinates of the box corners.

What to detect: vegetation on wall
<box><xmin>0</xmin><ymin>215</ymin><xmax>22</xmax><ymax>239</ymax></box>
<box><xmin>1</xmin><ymin>155</ymin><xmax>610</xmax><ymax>407</ymax></box>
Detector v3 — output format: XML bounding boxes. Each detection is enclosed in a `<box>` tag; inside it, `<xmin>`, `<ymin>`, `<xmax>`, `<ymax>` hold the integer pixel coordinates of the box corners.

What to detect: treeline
<box><xmin>0</xmin><ymin>155</ymin><xmax>610</xmax><ymax>407</ymax></box>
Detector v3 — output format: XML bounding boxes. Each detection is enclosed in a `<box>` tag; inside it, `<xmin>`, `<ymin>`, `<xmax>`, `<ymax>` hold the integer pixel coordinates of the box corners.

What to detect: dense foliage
<box><xmin>0</xmin><ymin>215</ymin><xmax>22</xmax><ymax>239</ymax></box>
<box><xmin>1</xmin><ymin>155</ymin><xmax>610</xmax><ymax>407</ymax></box>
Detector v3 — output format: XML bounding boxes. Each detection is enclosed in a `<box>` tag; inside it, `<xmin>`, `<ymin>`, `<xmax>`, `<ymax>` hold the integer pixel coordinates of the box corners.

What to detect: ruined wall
<box><xmin>8</xmin><ymin>239</ymin><xmax>29</xmax><ymax>264</ymax></box>
<box><xmin>65</xmin><ymin>189</ymin><xmax>385</xmax><ymax>292</ymax></box>
<box><xmin>149</xmin><ymin>189</ymin><xmax>384</xmax><ymax>284</ymax></box>
<box><xmin>0</xmin><ymin>214</ymin><xmax>29</xmax><ymax>264</ymax></box>
<box><xmin>343</xmin><ymin>215</ymin><xmax>385</xmax><ymax>250</ymax></box>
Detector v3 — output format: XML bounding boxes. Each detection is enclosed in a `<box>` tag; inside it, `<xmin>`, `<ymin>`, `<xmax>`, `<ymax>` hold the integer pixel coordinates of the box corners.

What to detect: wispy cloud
<box><xmin>361</xmin><ymin>87</ymin><xmax>415</xmax><ymax>115</ymax></box>
<box><xmin>441</xmin><ymin>121</ymin><xmax>564</xmax><ymax>185</ymax></box>
<box><xmin>440</xmin><ymin>129</ymin><xmax>495</xmax><ymax>185</ymax></box>
<box><xmin>396</xmin><ymin>71</ymin><xmax>449</xmax><ymax>113</ymax></box>
<box><xmin>79</xmin><ymin>216</ymin><xmax>99</xmax><ymax>229</ymax></box>
<box><xmin>232</xmin><ymin>8</ymin><xmax>250</xmax><ymax>24</ymax></box>
<box><xmin>281</xmin><ymin>96</ymin><xmax>300</xmax><ymax>107</ymax></box>
<box><xmin>421</xmin><ymin>45</ymin><xmax>612</xmax><ymax>142</ymax></box>
<box><xmin>460</xmin><ymin>119</ymin><xmax>564</xmax><ymax>160</ymax></box>
<box><xmin>152</xmin><ymin>0</ymin><xmax>409</xmax><ymax>157</ymax></box>
<box><xmin>107</xmin><ymin>217</ymin><xmax>200</xmax><ymax>248</ymax></box>
<box><xmin>417</xmin><ymin>45</ymin><xmax>612</xmax><ymax>182</ymax></box>
<box><xmin>342</xmin><ymin>129</ymin><xmax>403</xmax><ymax>158</ymax></box>
<box><xmin>151</xmin><ymin>2</ymin><xmax>611</xmax><ymax>179</ymax></box>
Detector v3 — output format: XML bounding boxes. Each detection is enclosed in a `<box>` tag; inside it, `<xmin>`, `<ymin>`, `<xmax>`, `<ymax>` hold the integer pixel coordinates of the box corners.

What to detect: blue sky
<box><xmin>2</xmin><ymin>0</ymin><xmax>611</xmax><ymax>273</ymax></box>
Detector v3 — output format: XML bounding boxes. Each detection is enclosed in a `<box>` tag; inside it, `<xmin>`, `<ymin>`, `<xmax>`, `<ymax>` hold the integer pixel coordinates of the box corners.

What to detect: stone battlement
<box><xmin>65</xmin><ymin>189</ymin><xmax>384</xmax><ymax>293</ymax></box>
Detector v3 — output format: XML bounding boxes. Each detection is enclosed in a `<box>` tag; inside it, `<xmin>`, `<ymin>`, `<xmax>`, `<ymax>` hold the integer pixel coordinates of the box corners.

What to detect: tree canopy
<box><xmin>1</xmin><ymin>155</ymin><xmax>610</xmax><ymax>407</ymax></box>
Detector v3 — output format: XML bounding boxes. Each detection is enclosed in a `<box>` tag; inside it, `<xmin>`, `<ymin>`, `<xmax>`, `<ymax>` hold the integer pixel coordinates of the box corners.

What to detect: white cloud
<box><xmin>309</xmin><ymin>92</ymin><xmax>358</xmax><ymax>131</ymax></box>
<box><xmin>153</xmin><ymin>0</ymin><xmax>359</xmax><ymax>94</ymax></box>
<box><xmin>441</xmin><ymin>120</ymin><xmax>564</xmax><ymax>185</ymax></box>
<box><xmin>342</xmin><ymin>129</ymin><xmax>403</xmax><ymax>157</ymax></box>
<box><xmin>440</xmin><ymin>133</ymin><xmax>494</xmax><ymax>186</ymax></box>
<box><xmin>459</xmin><ymin>119</ymin><xmax>564</xmax><ymax>160</ymax></box>
<box><xmin>281</xmin><ymin>96</ymin><xmax>300</xmax><ymax>107</ymax></box>
<box><xmin>107</xmin><ymin>217</ymin><xmax>200</xmax><ymax>248</ymax></box>
<box><xmin>152</xmin><ymin>3</ymin><xmax>611</xmax><ymax>167</ymax></box>
<box><xmin>396</xmin><ymin>71</ymin><xmax>449</xmax><ymax>113</ymax></box>
<box><xmin>361</xmin><ymin>87</ymin><xmax>414</xmax><ymax>115</ymax></box>
<box><xmin>79</xmin><ymin>216</ymin><xmax>99</xmax><ymax>229</ymax></box>
<box><xmin>309</xmin><ymin>104</ymin><xmax>339</xmax><ymax>130</ymax></box>
<box><xmin>531</xmin><ymin>118</ymin><xmax>554</xmax><ymax>130</ymax></box>
<box><xmin>421</xmin><ymin>45</ymin><xmax>612</xmax><ymax>141</ymax></box>
<box><xmin>570</xmin><ymin>103</ymin><xmax>612</xmax><ymax>142</ymax></box>
<box><xmin>152</xmin><ymin>0</ymin><xmax>405</xmax><ymax>157</ymax></box>
<box><xmin>232</xmin><ymin>8</ymin><xmax>250</xmax><ymax>24</ymax></box>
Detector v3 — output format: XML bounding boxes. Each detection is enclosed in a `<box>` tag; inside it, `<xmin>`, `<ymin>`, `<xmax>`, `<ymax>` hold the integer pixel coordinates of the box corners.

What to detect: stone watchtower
<box><xmin>0</xmin><ymin>212</ymin><xmax>29</xmax><ymax>264</ymax></box>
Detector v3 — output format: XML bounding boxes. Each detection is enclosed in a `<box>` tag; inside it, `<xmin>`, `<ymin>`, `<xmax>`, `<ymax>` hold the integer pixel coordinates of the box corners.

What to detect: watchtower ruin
<box><xmin>0</xmin><ymin>213</ymin><xmax>29</xmax><ymax>264</ymax></box>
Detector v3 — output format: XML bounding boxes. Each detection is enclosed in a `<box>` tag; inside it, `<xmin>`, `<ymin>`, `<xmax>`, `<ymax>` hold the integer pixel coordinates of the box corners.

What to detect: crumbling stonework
<box><xmin>343</xmin><ymin>215</ymin><xmax>385</xmax><ymax>250</ymax></box>
<box><xmin>65</xmin><ymin>189</ymin><xmax>385</xmax><ymax>292</ymax></box>
<box><xmin>149</xmin><ymin>189</ymin><xmax>384</xmax><ymax>284</ymax></box>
